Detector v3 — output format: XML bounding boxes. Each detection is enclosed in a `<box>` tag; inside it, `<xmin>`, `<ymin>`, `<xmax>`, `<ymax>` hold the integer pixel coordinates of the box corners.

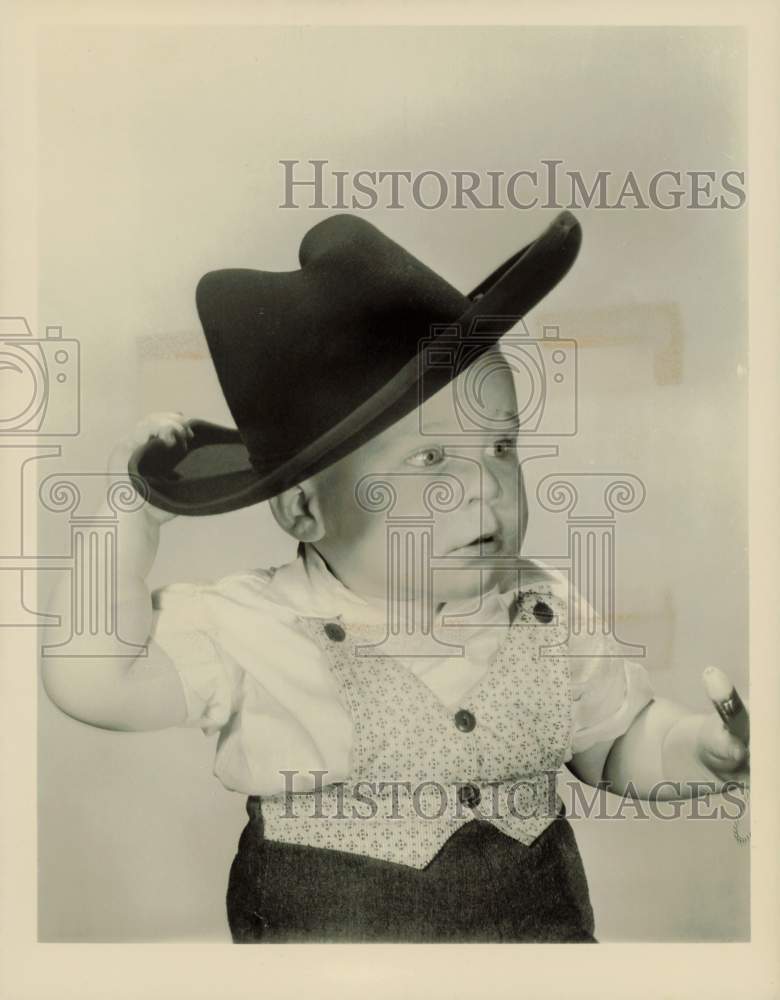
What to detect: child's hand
<box><xmin>108</xmin><ymin>412</ymin><xmax>195</xmax><ymax>524</ymax></box>
<box><xmin>695</xmin><ymin>705</ymin><xmax>750</xmax><ymax>792</ymax></box>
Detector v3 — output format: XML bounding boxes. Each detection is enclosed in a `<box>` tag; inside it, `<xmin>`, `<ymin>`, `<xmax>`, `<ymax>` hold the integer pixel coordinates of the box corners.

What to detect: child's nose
<box><xmin>479</xmin><ymin>465</ymin><xmax>501</xmax><ymax>505</ymax></box>
<box><xmin>455</xmin><ymin>454</ymin><xmax>501</xmax><ymax>505</ymax></box>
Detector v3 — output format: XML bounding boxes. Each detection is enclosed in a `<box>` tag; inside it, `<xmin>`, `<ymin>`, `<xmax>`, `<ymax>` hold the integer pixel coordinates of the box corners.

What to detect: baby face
<box><xmin>310</xmin><ymin>348</ymin><xmax>526</xmax><ymax>604</ymax></box>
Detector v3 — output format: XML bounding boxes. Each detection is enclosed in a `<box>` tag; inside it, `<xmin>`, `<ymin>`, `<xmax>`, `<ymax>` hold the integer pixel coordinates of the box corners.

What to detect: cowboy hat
<box><xmin>128</xmin><ymin>211</ymin><xmax>581</xmax><ymax>516</ymax></box>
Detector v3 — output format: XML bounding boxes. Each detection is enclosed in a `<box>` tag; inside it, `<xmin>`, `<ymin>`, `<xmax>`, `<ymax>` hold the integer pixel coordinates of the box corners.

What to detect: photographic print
<box><xmin>1</xmin><ymin>3</ymin><xmax>778</xmax><ymax>999</ymax></box>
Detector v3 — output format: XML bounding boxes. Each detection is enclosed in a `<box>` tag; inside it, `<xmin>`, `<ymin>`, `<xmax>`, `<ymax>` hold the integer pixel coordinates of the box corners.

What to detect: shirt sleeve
<box><xmin>150</xmin><ymin>582</ymin><xmax>243</xmax><ymax>737</ymax></box>
<box><xmin>569</xmin><ymin>656</ymin><xmax>655</xmax><ymax>755</ymax></box>
<box><xmin>561</xmin><ymin>577</ymin><xmax>655</xmax><ymax>756</ymax></box>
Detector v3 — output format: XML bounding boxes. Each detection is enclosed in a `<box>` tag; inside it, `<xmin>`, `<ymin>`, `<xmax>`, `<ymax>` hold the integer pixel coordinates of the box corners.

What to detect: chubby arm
<box><xmin>567</xmin><ymin>695</ymin><xmax>749</xmax><ymax>800</ymax></box>
<box><xmin>41</xmin><ymin>415</ymin><xmax>194</xmax><ymax>732</ymax></box>
<box><xmin>42</xmin><ymin>639</ymin><xmax>189</xmax><ymax>733</ymax></box>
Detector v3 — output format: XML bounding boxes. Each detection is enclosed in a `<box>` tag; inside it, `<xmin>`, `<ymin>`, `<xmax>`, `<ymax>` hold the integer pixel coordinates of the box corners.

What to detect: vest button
<box><xmin>324</xmin><ymin>622</ymin><xmax>346</xmax><ymax>642</ymax></box>
<box><xmin>533</xmin><ymin>600</ymin><xmax>554</xmax><ymax>624</ymax></box>
<box><xmin>454</xmin><ymin>709</ymin><xmax>476</xmax><ymax>733</ymax></box>
<box><xmin>457</xmin><ymin>784</ymin><xmax>481</xmax><ymax>808</ymax></box>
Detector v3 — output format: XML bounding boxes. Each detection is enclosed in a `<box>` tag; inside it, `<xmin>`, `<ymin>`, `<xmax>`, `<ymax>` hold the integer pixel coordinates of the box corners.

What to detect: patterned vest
<box><xmin>259</xmin><ymin>584</ymin><xmax>573</xmax><ymax>869</ymax></box>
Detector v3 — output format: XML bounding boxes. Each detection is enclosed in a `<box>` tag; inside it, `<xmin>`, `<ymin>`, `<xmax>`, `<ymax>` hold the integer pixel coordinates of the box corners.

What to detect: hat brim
<box><xmin>129</xmin><ymin>211</ymin><xmax>581</xmax><ymax>516</ymax></box>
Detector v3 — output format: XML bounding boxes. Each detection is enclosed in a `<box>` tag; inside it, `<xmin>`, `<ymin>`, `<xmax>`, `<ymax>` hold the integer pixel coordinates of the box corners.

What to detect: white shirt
<box><xmin>151</xmin><ymin>543</ymin><xmax>654</xmax><ymax>796</ymax></box>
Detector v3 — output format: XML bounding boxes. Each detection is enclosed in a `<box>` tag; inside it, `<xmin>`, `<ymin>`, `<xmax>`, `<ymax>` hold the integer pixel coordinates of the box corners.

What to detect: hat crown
<box><xmin>298</xmin><ymin>213</ymin><xmax>378</xmax><ymax>265</ymax></box>
<box><xmin>197</xmin><ymin>214</ymin><xmax>469</xmax><ymax>475</ymax></box>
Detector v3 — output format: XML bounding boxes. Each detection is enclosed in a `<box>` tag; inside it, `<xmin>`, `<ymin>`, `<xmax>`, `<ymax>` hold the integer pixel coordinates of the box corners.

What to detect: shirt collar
<box><xmin>303</xmin><ymin>541</ymin><xmax>516</xmax><ymax>620</ymax></box>
<box><xmin>262</xmin><ymin>542</ymin><xmax>518</xmax><ymax>665</ymax></box>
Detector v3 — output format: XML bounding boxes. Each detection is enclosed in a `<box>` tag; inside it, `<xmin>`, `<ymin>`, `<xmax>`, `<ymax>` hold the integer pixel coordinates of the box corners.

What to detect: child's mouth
<box><xmin>453</xmin><ymin>532</ymin><xmax>502</xmax><ymax>555</ymax></box>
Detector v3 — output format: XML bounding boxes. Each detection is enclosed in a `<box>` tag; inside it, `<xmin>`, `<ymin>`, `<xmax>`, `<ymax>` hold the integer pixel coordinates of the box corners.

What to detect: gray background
<box><xmin>35</xmin><ymin>25</ymin><xmax>747</xmax><ymax>941</ymax></box>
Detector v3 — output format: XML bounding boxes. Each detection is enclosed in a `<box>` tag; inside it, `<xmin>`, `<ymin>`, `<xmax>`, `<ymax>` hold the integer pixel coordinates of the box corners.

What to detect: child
<box><xmin>42</xmin><ymin>211</ymin><xmax>749</xmax><ymax>943</ymax></box>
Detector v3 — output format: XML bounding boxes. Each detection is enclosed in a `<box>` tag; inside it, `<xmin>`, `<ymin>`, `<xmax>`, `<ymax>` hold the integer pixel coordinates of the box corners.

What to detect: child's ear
<box><xmin>268</xmin><ymin>482</ymin><xmax>325</xmax><ymax>543</ymax></box>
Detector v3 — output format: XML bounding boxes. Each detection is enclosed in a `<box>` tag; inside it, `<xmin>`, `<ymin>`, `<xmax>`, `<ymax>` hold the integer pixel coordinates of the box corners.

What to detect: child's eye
<box><xmin>488</xmin><ymin>437</ymin><xmax>518</xmax><ymax>458</ymax></box>
<box><xmin>406</xmin><ymin>445</ymin><xmax>446</xmax><ymax>468</ymax></box>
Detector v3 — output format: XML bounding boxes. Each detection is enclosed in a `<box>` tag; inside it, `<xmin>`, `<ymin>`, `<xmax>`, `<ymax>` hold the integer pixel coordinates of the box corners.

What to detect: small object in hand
<box><xmin>702</xmin><ymin>665</ymin><xmax>750</xmax><ymax>844</ymax></box>
<box><xmin>702</xmin><ymin>665</ymin><xmax>749</xmax><ymax>747</ymax></box>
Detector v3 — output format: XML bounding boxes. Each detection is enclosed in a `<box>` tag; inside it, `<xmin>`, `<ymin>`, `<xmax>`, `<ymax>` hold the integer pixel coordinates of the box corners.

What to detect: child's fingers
<box><xmin>704</xmin><ymin>742</ymin><xmax>748</xmax><ymax>773</ymax></box>
<box><xmin>698</xmin><ymin>717</ymin><xmax>749</xmax><ymax>775</ymax></box>
<box><xmin>161</xmin><ymin>415</ymin><xmax>195</xmax><ymax>445</ymax></box>
<box><xmin>160</xmin><ymin>423</ymin><xmax>190</xmax><ymax>447</ymax></box>
<box><xmin>164</xmin><ymin>414</ymin><xmax>195</xmax><ymax>441</ymax></box>
<box><xmin>131</xmin><ymin>413</ymin><xmax>194</xmax><ymax>448</ymax></box>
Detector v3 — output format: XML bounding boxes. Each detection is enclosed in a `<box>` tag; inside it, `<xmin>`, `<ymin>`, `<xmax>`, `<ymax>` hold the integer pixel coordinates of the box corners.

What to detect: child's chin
<box><xmin>435</xmin><ymin>567</ymin><xmax>504</xmax><ymax>604</ymax></box>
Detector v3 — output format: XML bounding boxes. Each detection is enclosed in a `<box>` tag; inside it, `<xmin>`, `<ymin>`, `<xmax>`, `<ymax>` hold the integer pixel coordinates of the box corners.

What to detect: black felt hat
<box><xmin>128</xmin><ymin>211</ymin><xmax>581</xmax><ymax>516</ymax></box>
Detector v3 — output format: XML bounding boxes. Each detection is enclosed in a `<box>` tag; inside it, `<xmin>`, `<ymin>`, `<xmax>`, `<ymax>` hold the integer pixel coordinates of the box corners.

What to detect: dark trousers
<box><xmin>226</xmin><ymin>796</ymin><xmax>597</xmax><ymax>943</ymax></box>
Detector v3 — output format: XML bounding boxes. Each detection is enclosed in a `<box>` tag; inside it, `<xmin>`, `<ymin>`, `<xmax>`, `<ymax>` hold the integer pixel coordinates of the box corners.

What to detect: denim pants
<box><xmin>226</xmin><ymin>796</ymin><xmax>597</xmax><ymax>943</ymax></box>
